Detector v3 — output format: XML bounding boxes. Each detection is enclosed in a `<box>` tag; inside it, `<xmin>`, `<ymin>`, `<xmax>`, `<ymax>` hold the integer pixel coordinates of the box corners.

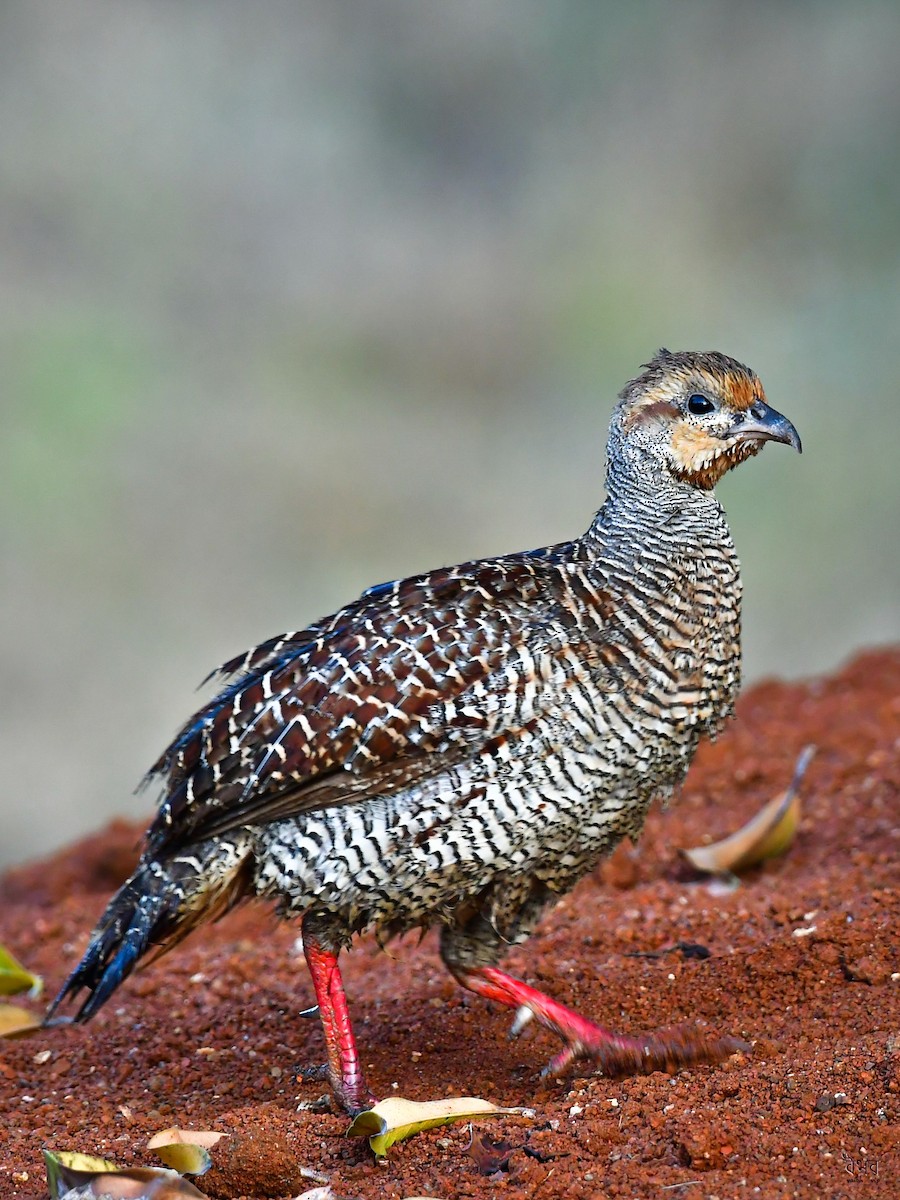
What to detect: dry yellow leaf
<box><xmin>146</xmin><ymin>1129</ymin><xmax>225</xmax><ymax>1176</ymax></box>
<box><xmin>0</xmin><ymin>1003</ymin><xmax>42</xmax><ymax>1038</ymax></box>
<box><xmin>146</xmin><ymin>1131</ymin><xmax>225</xmax><ymax>1151</ymax></box>
<box><xmin>45</xmin><ymin>1150</ymin><xmax>209</xmax><ymax>1199</ymax></box>
<box><xmin>347</xmin><ymin>1095</ymin><xmax>533</xmax><ymax>1158</ymax></box>
<box><xmin>0</xmin><ymin>944</ymin><xmax>42</xmax><ymax>997</ymax></box>
<box><xmin>682</xmin><ymin>745</ymin><xmax>815</xmax><ymax>874</ymax></box>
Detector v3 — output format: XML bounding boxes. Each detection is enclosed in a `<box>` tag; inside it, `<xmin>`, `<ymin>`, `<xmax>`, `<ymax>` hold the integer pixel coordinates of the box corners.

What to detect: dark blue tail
<box><xmin>46</xmin><ymin>862</ymin><xmax>185</xmax><ymax>1023</ymax></box>
<box><xmin>46</xmin><ymin>844</ymin><xmax>251</xmax><ymax>1024</ymax></box>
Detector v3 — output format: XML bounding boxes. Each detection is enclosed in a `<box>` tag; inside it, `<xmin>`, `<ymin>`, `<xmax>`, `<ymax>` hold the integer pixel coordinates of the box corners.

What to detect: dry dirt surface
<box><xmin>1</xmin><ymin>648</ymin><xmax>897</xmax><ymax>1200</ymax></box>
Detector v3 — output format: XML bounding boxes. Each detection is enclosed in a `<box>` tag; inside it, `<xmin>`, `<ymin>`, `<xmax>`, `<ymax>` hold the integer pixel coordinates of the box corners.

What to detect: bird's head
<box><xmin>613</xmin><ymin>348</ymin><xmax>801</xmax><ymax>491</ymax></box>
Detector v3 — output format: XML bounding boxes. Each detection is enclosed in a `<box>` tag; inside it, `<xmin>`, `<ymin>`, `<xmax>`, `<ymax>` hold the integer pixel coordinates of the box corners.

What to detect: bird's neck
<box><xmin>581</xmin><ymin>435</ymin><xmax>731</xmax><ymax>563</ymax></box>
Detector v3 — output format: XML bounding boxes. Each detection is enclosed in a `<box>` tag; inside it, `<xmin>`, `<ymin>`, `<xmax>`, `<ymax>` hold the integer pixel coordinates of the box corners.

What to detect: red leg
<box><xmin>302</xmin><ymin>928</ymin><xmax>375</xmax><ymax>1114</ymax></box>
<box><xmin>452</xmin><ymin>965</ymin><xmax>748</xmax><ymax>1078</ymax></box>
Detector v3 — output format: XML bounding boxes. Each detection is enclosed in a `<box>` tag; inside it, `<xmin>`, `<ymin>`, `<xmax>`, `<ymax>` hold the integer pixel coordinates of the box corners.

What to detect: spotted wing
<box><xmin>143</xmin><ymin>548</ymin><xmax>591</xmax><ymax>856</ymax></box>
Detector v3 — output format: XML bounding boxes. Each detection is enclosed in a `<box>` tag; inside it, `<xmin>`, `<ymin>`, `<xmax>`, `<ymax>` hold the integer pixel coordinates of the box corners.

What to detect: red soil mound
<box><xmin>1</xmin><ymin>649</ymin><xmax>898</xmax><ymax>1199</ymax></box>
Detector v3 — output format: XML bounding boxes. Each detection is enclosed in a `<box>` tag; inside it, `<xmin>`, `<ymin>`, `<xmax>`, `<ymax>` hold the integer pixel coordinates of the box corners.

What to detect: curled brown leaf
<box><xmin>681</xmin><ymin>745</ymin><xmax>815</xmax><ymax>875</ymax></box>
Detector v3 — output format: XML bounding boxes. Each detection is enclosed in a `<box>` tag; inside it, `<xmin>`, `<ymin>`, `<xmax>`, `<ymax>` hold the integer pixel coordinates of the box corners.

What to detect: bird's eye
<box><xmin>687</xmin><ymin>394</ymin><xmax>715</xmax><ymax>415</ymax></box>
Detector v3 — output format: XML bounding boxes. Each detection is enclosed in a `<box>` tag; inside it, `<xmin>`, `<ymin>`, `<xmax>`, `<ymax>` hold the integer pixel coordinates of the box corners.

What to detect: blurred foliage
<box><xmin>1</xmin><ymin>0</ymin><xmax>898</xmax><ymax>867</ymax></box>
<box><xmin>3</xmin><ymin>322</ymin><xmax>147</xmax><ymax>534</ymax></box>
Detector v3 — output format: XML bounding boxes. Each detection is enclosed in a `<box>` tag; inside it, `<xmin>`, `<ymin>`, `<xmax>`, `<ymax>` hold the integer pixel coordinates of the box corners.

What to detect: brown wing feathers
<box><xmin>144</xmin><ymin>554</ymin><xmax>565</xmax><ymax>856</ymax></box>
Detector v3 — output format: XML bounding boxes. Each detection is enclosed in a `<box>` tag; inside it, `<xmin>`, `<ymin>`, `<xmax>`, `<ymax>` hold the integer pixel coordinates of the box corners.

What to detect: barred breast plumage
<box><xmin>49</xmin><ymin>348</ymin><xmax>801</xmax><ymax>1113</ymax></box>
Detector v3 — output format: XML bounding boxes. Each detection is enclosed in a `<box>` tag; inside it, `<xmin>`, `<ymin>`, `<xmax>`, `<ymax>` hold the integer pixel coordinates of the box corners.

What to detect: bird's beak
<box><xmin>730</xmin><ymin>403</ymin><xmax>802</xmax><ymax>453</ymax></box>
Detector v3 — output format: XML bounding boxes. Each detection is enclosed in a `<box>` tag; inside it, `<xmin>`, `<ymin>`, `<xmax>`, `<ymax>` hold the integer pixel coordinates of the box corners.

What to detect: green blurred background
<box><xmin>2</xmin><ymin>2</ymin><xmax>898</xmax><ymax>869</ymax></box>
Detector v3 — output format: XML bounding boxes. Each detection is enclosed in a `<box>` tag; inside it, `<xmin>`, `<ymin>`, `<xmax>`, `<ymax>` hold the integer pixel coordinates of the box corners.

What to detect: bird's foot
<box><xmin>458</xmin><ymin>965</ymin><xmax>748</xmax><ymax>1080</ymax></box>
<box><xmin>296</xmin><ymin>1060</ymin><xmax>376</xmax><ymax>1116</ymax></box>
<box><xmin>300</xmin><ymin>923</ymin><xmax>378</xmax><ymax>1115</ymax></box>
<box><xmin>536</xmin><ymin>1017</ymin><xmax>749</xmax><ymax>1079</ymax></box>
<box><xmin>296</xmin><ymin>1091</ymin><xmax>333</xmax><ymax>1113</ymax></box>
<box><xmin>331</xmin><ymin>1071</ymin><xmax>377</xmax><ymax>1117</ymax></box>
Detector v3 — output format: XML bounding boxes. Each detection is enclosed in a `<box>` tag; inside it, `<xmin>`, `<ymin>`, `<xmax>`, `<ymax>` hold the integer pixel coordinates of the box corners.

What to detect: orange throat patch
<box><xmin>669</xmin><ymin>421</ymin><xmax>761</xmax><ymax>490</ymax></box>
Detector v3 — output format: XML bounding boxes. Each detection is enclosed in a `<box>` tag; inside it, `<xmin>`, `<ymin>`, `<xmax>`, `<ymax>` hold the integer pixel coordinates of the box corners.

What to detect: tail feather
<box><xmin>51</xmin><ymin>884</ymin><xmax>176</xmax><ymax>1022</ymax></box>
<box><xmin>47</xmin><ymin>842</ymin><xmax>252</xmax><ymax>1024</ymax></box>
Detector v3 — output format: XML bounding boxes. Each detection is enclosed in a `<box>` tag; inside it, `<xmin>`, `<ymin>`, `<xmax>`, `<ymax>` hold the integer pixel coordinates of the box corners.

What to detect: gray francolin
<box><xmin>49</xmin><ymin>348</ymin><xmax>801</xmax><ymax>1112</ymax></box>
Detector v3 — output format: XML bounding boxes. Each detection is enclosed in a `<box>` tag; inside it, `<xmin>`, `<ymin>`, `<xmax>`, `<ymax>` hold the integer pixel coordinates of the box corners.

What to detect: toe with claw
<box><xmin>456</xmin><ymin>964</ymin><xmax>748</xmax><ymax>1082</ymax></box>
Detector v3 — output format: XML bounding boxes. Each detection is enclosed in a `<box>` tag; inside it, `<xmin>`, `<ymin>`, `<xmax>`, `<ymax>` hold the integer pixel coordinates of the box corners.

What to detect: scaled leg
<box><xmin>301</xmin><ymin>915</ymin><xmax>375</xmax><ymax>1114</ymax></box>
<box><xmin>441</xmin><ymin>918</ymin><xmax>747</xmax><ymax>1080</ymax></box>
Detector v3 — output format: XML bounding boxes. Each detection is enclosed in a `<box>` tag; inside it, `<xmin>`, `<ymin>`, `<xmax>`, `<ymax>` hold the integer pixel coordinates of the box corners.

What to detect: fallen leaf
<box><xmin>45</xmin><ymin>1151</ymin><xmax>120</xmax><ymax>1178</ymax></box>
<box><xmin>0</xmin><ymin>944</ymin><xmax>42</xmax><ymax>997</ymax></box>
<box><xmin>626</xmin><ymin>940</ymin><xmax>710</xmax><ymax>961</ymax></box>
<box><xmin>681</xmin><ymin>745</ymin><xmax>815</xmax><ymax>874</ymax></box>
<box><xmin>346</xmin><ymin>1095</ymin><xmax>533</xmax><ymax>1158</ymax></box>
<box><xmin>147</xmin><ymin>1145</ymin><xmax>212</xmax><ymax>1177</ymax></box>
<box><xmin>0</xmin><ymin>1003</ymin><xmax>42</xmax><ymax>1038</ymax></box>
<box><xmin>44</xmin><ymin>1150</ymin><xmax>208</xmax><ymax>1199</ymax></box>
<box><xmin>147</xmin><ymin>1130</ymin><xmax>225</xmax><ymax>1176</ymax></box>
<box><xmin>146</xmin><ymin>1131</ymin><xmax>225</xmax><ymax>1151</ymax></box>
<box><xmin>467</xmin><ymin>1129</ymin><xmax>513</xmax><ymax>1174</ymax></box>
